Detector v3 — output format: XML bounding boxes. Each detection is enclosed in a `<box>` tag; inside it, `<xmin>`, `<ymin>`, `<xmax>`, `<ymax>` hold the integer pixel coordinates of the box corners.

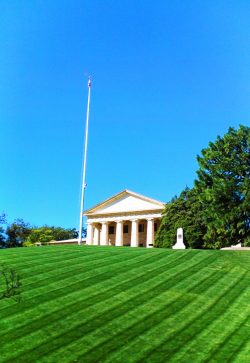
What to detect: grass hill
<box><xmin>0</xmin><ymin>246</ymin><xmax>249</xmax><ymax>363</ymax></box>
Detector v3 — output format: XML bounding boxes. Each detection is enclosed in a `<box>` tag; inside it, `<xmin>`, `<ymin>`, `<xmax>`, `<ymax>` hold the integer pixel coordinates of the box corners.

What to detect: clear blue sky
<box><xmin>1</xmin><ymin>1</ymin><xmax>250</xmax><ymax>229</ymax></box>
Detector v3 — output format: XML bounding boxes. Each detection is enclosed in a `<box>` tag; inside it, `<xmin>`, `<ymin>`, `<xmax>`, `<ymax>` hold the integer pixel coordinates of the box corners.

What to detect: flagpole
<box><xmin>78</xmin><ymin>77</ymin><xmax>91</xmax><ymax>245</ymax></box>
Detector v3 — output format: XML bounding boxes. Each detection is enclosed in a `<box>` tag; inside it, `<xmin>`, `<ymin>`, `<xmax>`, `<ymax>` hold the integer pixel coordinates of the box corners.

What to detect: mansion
<box><xmin>84</xmin><ymin>190</ymin><xmax>165</xmax><ymax>248</ymax></box>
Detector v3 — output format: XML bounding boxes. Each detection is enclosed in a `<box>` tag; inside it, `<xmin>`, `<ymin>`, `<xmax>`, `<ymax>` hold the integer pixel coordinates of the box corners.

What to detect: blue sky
<box><xmin>1</xmin><ymin>1</ymin><xmax>250</xmax><ymax>229</ymax></box>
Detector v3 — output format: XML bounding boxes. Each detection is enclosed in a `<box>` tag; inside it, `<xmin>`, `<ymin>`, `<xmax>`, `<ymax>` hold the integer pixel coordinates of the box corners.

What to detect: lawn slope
<box><xmin>0</xmin><ymin>246</ymin><xmax>249</xmax><ymax>363</ymax></box>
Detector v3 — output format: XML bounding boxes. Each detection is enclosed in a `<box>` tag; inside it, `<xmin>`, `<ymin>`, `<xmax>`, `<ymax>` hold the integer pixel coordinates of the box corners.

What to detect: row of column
<box><xmin>86</xmin><ymin>218</ymin><xmax>155</xmax><ymax>248</ymax></box>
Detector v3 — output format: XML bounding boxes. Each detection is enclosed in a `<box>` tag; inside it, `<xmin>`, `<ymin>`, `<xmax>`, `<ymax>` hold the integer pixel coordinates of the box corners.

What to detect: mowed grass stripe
<box><xmin>0</xmin><ymin>252</ymin><xmax>204</xmax><ymax>348</ymax></box>
<box><xmin>1</xmin><ymin>247</ymin><xmax>134</xmax><ymax>277</ymax></box>
<box><xmin>192</xmin><ymin>314</ymin><xmax>250</xmax><ymax>363</ymax></box>
<box><xmin>0</xmin><ymin>247</ymin><xmax>249</xmax><ymax>363</ymax></box>
<box><xmin>135</xmin><ymin>271</ymin><xmax>249</xmax><ymax>363</ymax></box>
<box><xmin>216</xmin><ymin>324</ymin><xmax>250</xmax><ymax>363</ymax></box>
<box><xmin>39</xmin><ymin>261</ymin><xmax>233</xmax><ymax>363</ymax></box>
<box><xmin>0</xmin><ymin>248</ymin><xmax>175</xmax><ymax>318</ymax></box>
<box><xmin>0</xmin><ymin>249</ymin><xmax>196</xmax><ymax>335</ymax></box>
<box><xmin>0</xmin><ymin>245</ymin><xmax>162</xmax><ymax>267</ymax></box>
<box><xmin>0</xmin><ymin>246</ymin><xmax>142</xmax><ymax>279</ymax></box>
<box><xmin>0</xmin><ymin>253</ymin><xmax>199</xmax><ymax>363</ymax></box>
<box><xmin>0</xmin><ymin>246</ymin><xmax>86</xmax><ymax>266</ymax></box>
<box><xmin>0</xmin><ymin>248</ymin><xmax>142</xmax><ymax>312</ymax></box>
<box><xmin>3</xmin><ymin>246</ymin><xmax>165</xmax><ymax>283</ymax></box>
<box><xmin>172</xmin><ymin>282</ymin><xmax>250</xmax><ymax>363</ymax></box>
<box><xmin>38</xmin><ymin>267</ymin><xmax>225</xmax><ymax>363</ymax></box>
<box><xmin>0</xmin><ymin>264</ymin><xmax>213</xmax><ymax>363</ymax></box>
<box><xmin>0</xmin><ymin>245</ymin><xmax>117</xmax><ymax>260</ymax></box>
<box><xmin>84</xmin><ymin>268</ymin><xmax>247</xmax><ymax>363</ymax></box>
<box><xmin>20</xmin><ymin>248</ymin><xmax>152</xmax><ymax>288</ymax></box>
<box><xmin>70</xmin><ymin>265</ymin><xmax>238</xmax><ymax>363</ymax></box>
<box><xmin>0</xmin><ymin>248</ymin><xmax>166</xmax><ymax>314</ymax></box>
<box><xmin>20</xmin><ymin>249</ymin><xmax>195</xmax><ymax>295</ymax></box>
<box><xmin>19</xmin><ymin>247</ymin><xmax>159</xmax><ymax>288</ymax></box>
<box><xmin>0</xmin><ymin>253</ymin><xmax>218</xmax><ymax>361</ymax></box>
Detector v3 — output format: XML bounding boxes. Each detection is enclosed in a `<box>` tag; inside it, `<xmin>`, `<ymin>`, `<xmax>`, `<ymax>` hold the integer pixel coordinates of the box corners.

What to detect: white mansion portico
<box><xmin>84</xmin><ymin>190</ymin><xmax>165</xmax><ymax>248</ymax></box>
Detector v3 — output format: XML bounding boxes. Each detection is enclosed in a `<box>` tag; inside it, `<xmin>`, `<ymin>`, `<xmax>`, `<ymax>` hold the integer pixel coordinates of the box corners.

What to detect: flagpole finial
<box><xmin>88</xmin><ymin>76</ymin><xmax>91</xmax><ymax>88</ymax></box>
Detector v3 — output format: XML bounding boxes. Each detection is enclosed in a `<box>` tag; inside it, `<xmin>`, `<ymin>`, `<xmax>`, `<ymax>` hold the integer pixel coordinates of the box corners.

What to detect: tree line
<box><xmin>155</xmin><ymin>125</ymin><xmax>250</xmax><ymax>249</ymax></box>
<box><xmin>0</xmin><ymin>215</ymin><xmax>83</xmax><ymax>248</ymax></box>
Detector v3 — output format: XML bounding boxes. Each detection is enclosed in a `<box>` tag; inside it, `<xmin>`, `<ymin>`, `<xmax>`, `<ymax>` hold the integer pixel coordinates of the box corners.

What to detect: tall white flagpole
<box><xmin>78</xmin><ymin>77</ymin><xmax>91</xmax><ymax>245</ymax></box>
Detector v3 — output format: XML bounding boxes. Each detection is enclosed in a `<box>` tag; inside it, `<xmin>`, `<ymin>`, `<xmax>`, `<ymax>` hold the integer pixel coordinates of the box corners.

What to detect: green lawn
<box><xmin>0</xmin><ymin>246</ymin><xmax>249</xmax><ymax>363</ymax></box>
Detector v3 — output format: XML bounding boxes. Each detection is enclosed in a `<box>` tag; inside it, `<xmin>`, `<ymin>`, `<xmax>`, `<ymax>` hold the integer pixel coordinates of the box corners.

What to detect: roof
<box><xmin>84</xmin><ymin>189</ymin><xmax>165</xmax><ymax>216</ymax></box>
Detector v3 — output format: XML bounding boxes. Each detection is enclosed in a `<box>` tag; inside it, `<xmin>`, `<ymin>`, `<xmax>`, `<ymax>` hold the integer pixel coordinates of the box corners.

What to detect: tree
<box><xmin>0</xmin><ymin>213</ymin><xmax>6</xmax><ymax>224</ymax></box>
<box><xmin>5</xmin><ymin>219</ymin><xmax>31</xmax><ymax>248</ymax></box>
<box><xmin>24</xmin><ymin>226</ymin><xmax>79</xmax><ymax>245</ymax></box>
<box><xmin>195</xmin><ymin>125</ymin><xmax>250</xmax><ymax>248</ymax></box>
<box><xmin>0</xmin><ymin>213</ymin><xmax>6</xmax><ymax>247</ymax></box>
<box><xmin>1</xmin><ymin>214</ymin><xmax>82</xmax><ymax>247</ymax></box>
<box><xmin>155</xmin><ymin>187</ymin><xmax>207</xmax><ymax>249</ymax></box>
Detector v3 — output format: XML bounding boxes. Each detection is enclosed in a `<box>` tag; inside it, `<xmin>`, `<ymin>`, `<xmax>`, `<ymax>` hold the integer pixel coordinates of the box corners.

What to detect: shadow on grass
<box><xmin>21</xmin><ymin>249</ymin><xmax>140</xmax><ymax>289</ymax></box>
<box><xmin>204</xmin><ymin>313</ymin><xmax>250</xmax><ymax>363</ymax></box>
<box><xmin>73</xmin><ymin>267</ymin><xmax>232</xmax><ymax>363</ymax></box>
<box><xmin>137</xmin><ymin>271</ymin><xmax>248</xmax><ymax>363</ymax></box>
<box><xmin>0</xmin><ymin>250</ymin><xmax>193</xmax><ymax>343</ymax></box>
<box><xmin>3</xmin><ymin>253</ymin><xmax>219</xmax><ymax>362</ymax></box>
<box><xmin>6</xmin><ymin>248</ymin><xmax>127</xmax><ymax>279</ymax></box>
<box><xmin>0</xmin><ymin>249</ymin><xmax>167</xmax><ymax>315</ymax></box>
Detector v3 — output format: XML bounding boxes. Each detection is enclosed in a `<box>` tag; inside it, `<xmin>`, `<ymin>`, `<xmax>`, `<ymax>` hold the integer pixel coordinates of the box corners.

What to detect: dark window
<box><xmin>139</xmin><ymin>223</ymin><xmax>144</xmax><ymax>233</ymax></box>
<box><xmin>154</xmin><ymin>222</ymin><xmax>158</xmax><ymax>232</ymax></box>
<box><xmin>123</xmin><ymin>225</ymin><xmax>129</xmax><ymax>233</ymax></box>
<box><xmin>108</xmin><ymin>226</ymin><xmax>115</xmax><ymax>235</ymax></box>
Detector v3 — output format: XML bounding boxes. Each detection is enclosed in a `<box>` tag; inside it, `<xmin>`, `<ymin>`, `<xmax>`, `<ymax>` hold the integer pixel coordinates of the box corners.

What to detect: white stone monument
<box><xmin>172</xmin><ymin>228</ymin><xmax>186</xmax><ymax>249</ymax></box>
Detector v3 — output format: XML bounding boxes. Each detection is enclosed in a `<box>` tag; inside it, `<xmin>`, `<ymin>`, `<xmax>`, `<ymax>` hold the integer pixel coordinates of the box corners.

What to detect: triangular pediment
<box><xmin>84</xmin><ymin>190</ymin><xmax>165</xmax><ymax>216</ymax></box>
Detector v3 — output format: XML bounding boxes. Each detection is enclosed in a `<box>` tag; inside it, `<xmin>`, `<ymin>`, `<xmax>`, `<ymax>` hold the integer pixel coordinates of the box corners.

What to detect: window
<box><xmin>138</xmin><ymin>223</ymin><xmax>144</xmax><ymax>233</ymax></box>
<box><xmin>123</xmin><ymin>225</ymin><xmax>129</xmax><ymax>233</ymax></box>
<box><xmin>108</xmin><ymin>226</ymin><xmax>115</xmax><ymax>235</ymax></box>
<box><xmin>154</xmin><ymin>222</ymin><xmax>158</xmax><ymax>232</ymax></box>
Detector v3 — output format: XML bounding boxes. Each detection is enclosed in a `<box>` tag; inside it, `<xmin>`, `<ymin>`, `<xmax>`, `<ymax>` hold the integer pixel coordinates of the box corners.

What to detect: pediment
<box><xmin>84</xmin><ymin>190</ymin><xmax>164</xmax><ymax>216</ymax></box>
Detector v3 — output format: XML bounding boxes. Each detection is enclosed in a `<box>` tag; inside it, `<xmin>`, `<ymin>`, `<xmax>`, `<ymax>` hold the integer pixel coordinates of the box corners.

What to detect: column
<box><xmin>100</xmin><ymin>222</ymin><xmax>108</xmax><ymax>246</ymax></box>
<box><xmin>146</xmin><ymin>218</ymin><xmax>154</xmax><ymax>248</ymax></box>
<box><xmin>115</xmin><ymin>220</ymin><xmax>123</xmax><ymax>246</ymax></box>
<box><xmin>131</xmin><ymin>219</ymin><xmax>138</xmax><ymax>247</ymax></box>
<box><xmin>93</xmin><ymin>225</ymin><xmax>100</xmax><ymax>245</ymax></box>
<box><xmin>86</xmin><ymin>223</ymin><xmax>93</xmax><ymax>245</ymax></box>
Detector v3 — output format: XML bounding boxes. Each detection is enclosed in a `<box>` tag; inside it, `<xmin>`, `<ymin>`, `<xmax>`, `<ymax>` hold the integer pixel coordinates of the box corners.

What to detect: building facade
<box><xmin>84</xmin><ymin>190</ymin><xmax>165</xmax><ymax>248</ymax></box>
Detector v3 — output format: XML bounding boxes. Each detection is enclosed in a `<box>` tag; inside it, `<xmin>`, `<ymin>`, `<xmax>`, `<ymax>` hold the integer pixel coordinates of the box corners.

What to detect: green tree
<box><xmin>0</xmin><ymin>214</ymin><xmax>6</xmax><ymax>247</ymax></box>
<box><xmin>195</xmin><ymin>125</ymin><xmax>250</xmax><ymax>248</ymax></box>
<box><xmin>155</xmin><ymin>187</ymin><xmax>206</xmax><ymax>249</ymax></box>
<box><xmin>5</xmin><ymin>219</ymin><xmax>31</xmax><ymax>248</ymax></box>
<box><xmin>24</xmin><ymin>226</ymin><xmax>79</xmax><ymax>245</ymax></box>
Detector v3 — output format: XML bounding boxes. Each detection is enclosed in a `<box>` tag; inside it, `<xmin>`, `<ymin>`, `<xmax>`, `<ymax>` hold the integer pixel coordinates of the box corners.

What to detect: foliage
<box><xmin>22</xmin><ymin>241</ymin><xmax>34</xmax><ymax>247</ymax></box>
<box><xmin>0</xmin><ymin>214</ymin><xmax>6</xmax><ymax>223</ymax></box>
<box><xmin>155</xmin><ymin>187</ymin><xmax>207</xmax><ymax>248</ymax></box>
<box><xmin>195</xmin><ymin>125</ymin><xmax>250</xmax><ymax>248</ymax></box>
<box><xmin>244</xmin><ymin>235</ymin><xmax>250</xmax><ymax>247</ymax></box>
<box><xmin>156</xmin><ymin>125</ymin><xmax>249</xmax><ymax>249</ymax></box>
<box><xmin>24</xmin><ymin>226</ymin><xmax>79</xmax><ymax>245</ymax></box>
<box><xmin>0</xmin><ymin>227</ymin><xmax>5</xmax><ymax>247</ymax></box>
<box><xmin>5</xmin><ymin>219</ymin><xmax>31</xmax><ymax>248</ymax></box>
<box><xmin>0</xmin><ymin>213</ymin><xmax>7</xmax><ymax>247</ymax></box>
<box><xmin>1</xmin><ymin>214</ymin><xmax>82</xmax><ymax>247</ymax></box>
<box><xmin>0</xmin><ymin>265</ymin><xmax>22</xmax><ymax>302</ymax></box>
